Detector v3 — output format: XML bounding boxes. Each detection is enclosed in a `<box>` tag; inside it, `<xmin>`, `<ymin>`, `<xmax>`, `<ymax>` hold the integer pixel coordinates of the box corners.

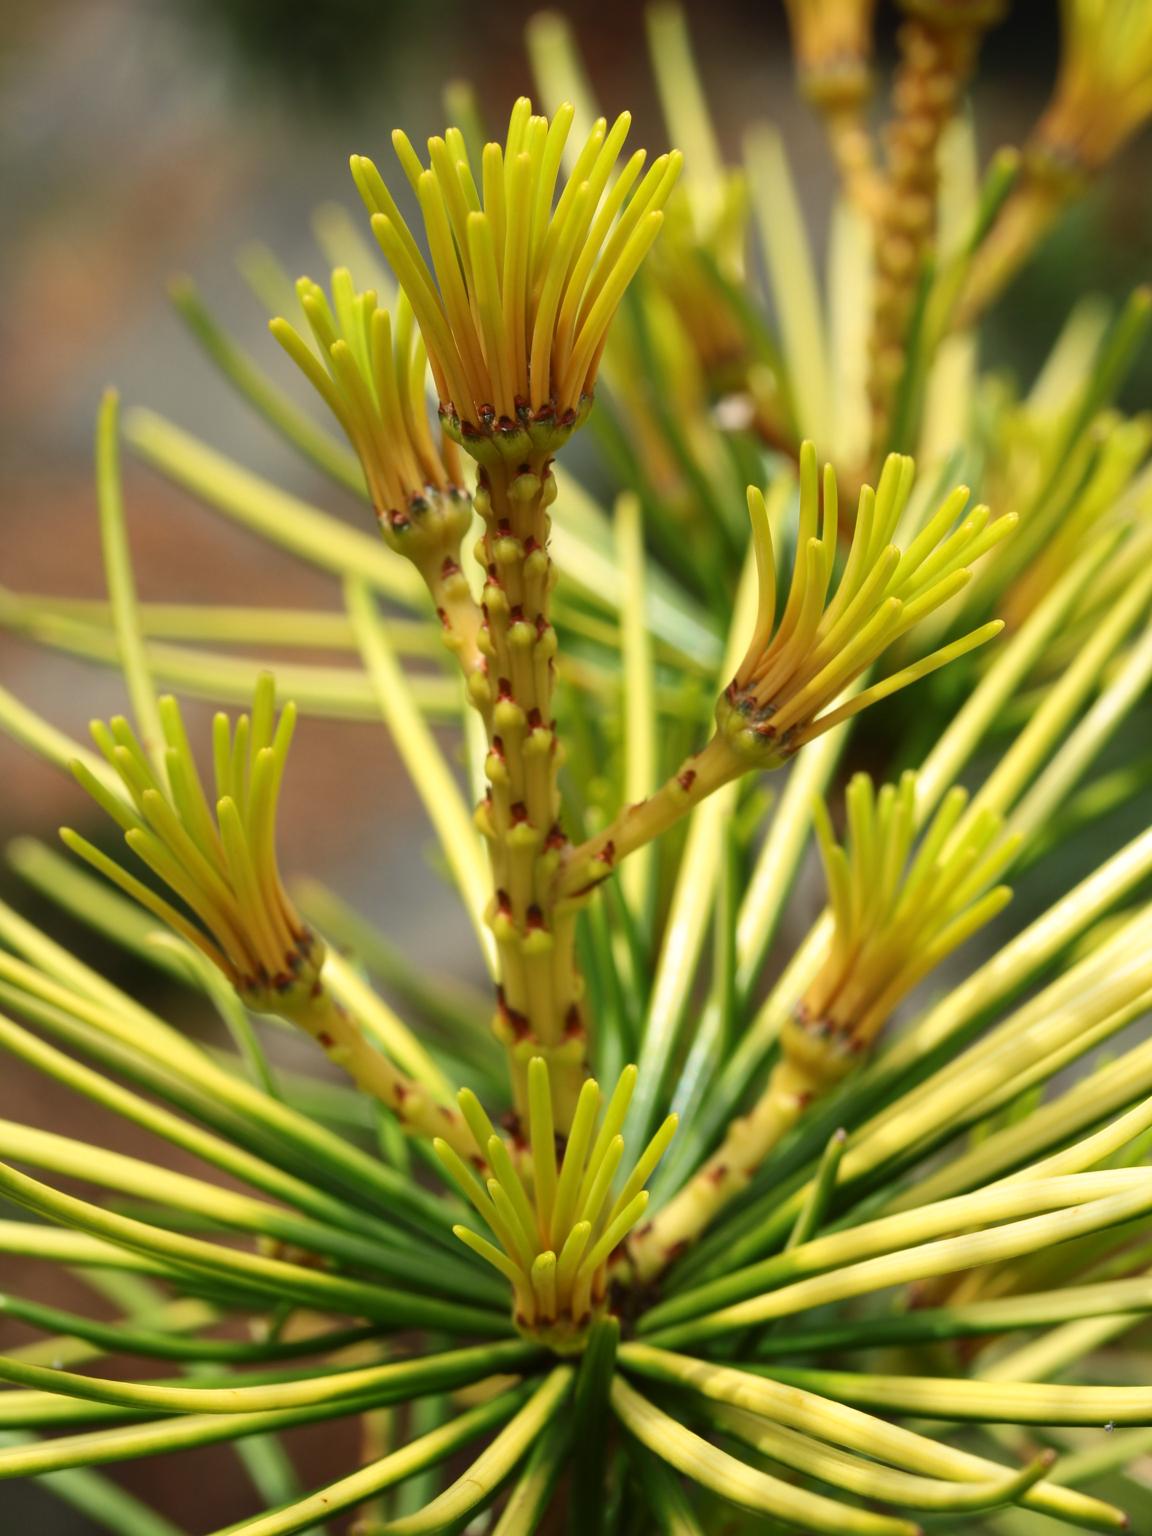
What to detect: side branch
<box><xmin>290</xmin><ymin>979</ymin><xmax>479</xmax><ymax>1162</ymax></box>
<box><xmin>557</xmin><ymin>733</ymin><xmax>743</xmax><ymax>899</ymax></box>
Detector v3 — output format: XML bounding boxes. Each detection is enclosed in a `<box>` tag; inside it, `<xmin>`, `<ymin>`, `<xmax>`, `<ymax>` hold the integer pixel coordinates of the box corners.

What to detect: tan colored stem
<box><xmin>867</xmin><ymin>11</ymin><xmax>991</xmax><ymax>464</ymax></box>
<box><xmin>287</xmin><ymin>982</ymin><xmax>477</xmax><ymax>1160</ymax></box>
<box><xmin>425</xmin><ymin>564</ymin><xmax>488</xmax><ymax>703</ymax></box>
<box><xmin>630</xmin><ymin>1053</ymin><xmax>818</xmax><ymax>1282</ymax></box>
<box><xmin>557</xmin><ymin>731</ymin><xmax>743</xmax><ymax>901</ymax></box>
<box><xmin>473</xmin><ymin>457</ymin><xmax>586</xmax><ymax>1130</ymax></box>
<box><xmin>825</xmin><ymin>104</ymin><xmax>883</xmax><ymax>216</ymax></box>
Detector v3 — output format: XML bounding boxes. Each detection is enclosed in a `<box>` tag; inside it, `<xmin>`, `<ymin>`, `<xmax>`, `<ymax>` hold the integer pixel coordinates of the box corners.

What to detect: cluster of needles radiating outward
<box><xmin>270</xmin><ymin>276</ymin><xmax>468</xmax><ymax>538</ymax></box>
<box><xmin>792</xmin><ymin>770</ymin><xmax>1019</xmax><ymax>1073</ymax></box>
<box><xmin>348</xmin><ymin>98</ymin><xmax>684</xmax><ymax>434</ymax></box>
<box><xmin>724</xmin><ymin>442</ymin><xmax>1017</xmax><ymax>760</ymax></box>
<box><xmin>435</xmin><ymin>1061</ymin><xmax>677</xmax><ymax>1350</ymax></box>
<box><xmin>62</xmin><ymin>674</ymin><xmax>313</xmax><ymax>1004</ymax></box>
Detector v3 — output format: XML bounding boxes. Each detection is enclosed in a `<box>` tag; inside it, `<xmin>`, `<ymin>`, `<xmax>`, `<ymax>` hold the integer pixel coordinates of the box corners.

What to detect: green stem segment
<box><xmin>282</xmin><ymin>981</ymin><xmax>475</xmax><ymax>1161</ymax></box>
<box><xmin>425</xmin><ymin>557</ymin><xmax>488</xmax><ymax>692</ymax></box>
<box><xmin>868</xmin><ymin>4</ymin><xmax>997</xmax><ymax>462</ymax></box>
<box><xmin>471</xmin><ymin>457</ymin><xmax>587</xmax><ymax>1129</ymax></box>
<box><xmin>557</xmin><ymin>732</ymin><xmax>744</xmax><ymax>901</ymax></box>
<box><xmin>631</xmin><ymin>1056</ymin><xmax>811</xmax><ymax>1281</ymax></box>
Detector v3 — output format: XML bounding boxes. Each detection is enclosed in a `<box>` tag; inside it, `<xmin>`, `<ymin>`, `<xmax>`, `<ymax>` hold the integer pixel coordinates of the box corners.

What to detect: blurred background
<box><xmin>1</xmin><ymin>0</ymin><xmax>1150</xmax><ymax>1528</ymax></box>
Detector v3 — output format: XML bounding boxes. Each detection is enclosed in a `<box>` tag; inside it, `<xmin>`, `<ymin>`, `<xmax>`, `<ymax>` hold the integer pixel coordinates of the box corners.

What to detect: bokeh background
<box><xmin>1</xmin><ymin>0</ymin><xmax>1150</xmax><ymax>1528</ymax></box>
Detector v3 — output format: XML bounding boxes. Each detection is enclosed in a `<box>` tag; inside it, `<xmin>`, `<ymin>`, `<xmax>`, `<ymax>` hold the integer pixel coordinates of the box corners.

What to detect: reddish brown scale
<box><xmin>563</xmin><ymin>1004</ymin><xmax>585</xmax><ymax>1039</ymax></box>
<box><xmin>707</xmin><ymin>1163</ymin><xmax>729</xmax><ymax>1186</ymax></box>
<box><xmin>545</xmin><ymin>823</ymin><xmax>568</xmax><ymax>851</ymax></box>
<box><xmin>317</xmin><ymin>1031</ymin><xmax>335</xmax><ymax>1049</ymax></box>
<box><xmin>526</xmin><ymin>904</ymin><xmax>547</xmax><ymax>931</ymax></box>
<box><xmin>503</xmin><ymin>1002</ymin><xmax>531</xmax><ymax>1041</ymax></box>
<box><xmin>596</xmin><ymin>840</ymin><xmax>616</xmax><ymax>866</ymax></box>
<box><xmin>678</xmin><ymin>768</ymin><xmax>697</xmax><ymax>793</ymax></box>
<box><xmin>436</xmin><ymin>607</ymin><xmax>450</xmax><ymax>629</ymax></box>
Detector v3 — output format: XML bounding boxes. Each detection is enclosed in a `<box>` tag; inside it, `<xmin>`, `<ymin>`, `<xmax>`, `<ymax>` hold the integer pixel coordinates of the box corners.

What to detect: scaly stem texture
<box><xmin>868</xmin><ymin>6</ymin><xmax>993</xmax><ymax>463</ymax></box>
<box><xmin>474</xmin><ymin>457</ymin><xmax>585</xmax><ymax>1131</ymax></box>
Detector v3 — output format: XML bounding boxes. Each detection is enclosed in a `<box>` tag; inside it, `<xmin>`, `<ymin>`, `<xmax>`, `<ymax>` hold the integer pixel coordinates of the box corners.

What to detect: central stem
<box><xmin>474</xmin><ymin>454</ymin><xmax>586</xmax><ymax>1131</ymax></box>
<box><xmin>867</xmin><ymin>8</ymin><xmax>989</xmax><ymax>464</ymax></box>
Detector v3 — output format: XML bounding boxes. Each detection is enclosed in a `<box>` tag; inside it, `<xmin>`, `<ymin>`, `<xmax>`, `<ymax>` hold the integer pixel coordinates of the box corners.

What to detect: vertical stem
<box><xmin>473</xmin><ymin>456</ymin><xmax>586</xmax><ymax>1130</ymax></box>
<box><xmin>825</xmin><ymin>104</ymin><xmax>880</xmax><ymax>214</ymax></box>
<box><xmin>867</xmin><ymin>8</ymin><xmax>992</xmax><ymax>464</ymax></box>
<box><xmin>425</xmin><ymin>558</ymin><xmax>488</xmax><ymax>696</ymax></box>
